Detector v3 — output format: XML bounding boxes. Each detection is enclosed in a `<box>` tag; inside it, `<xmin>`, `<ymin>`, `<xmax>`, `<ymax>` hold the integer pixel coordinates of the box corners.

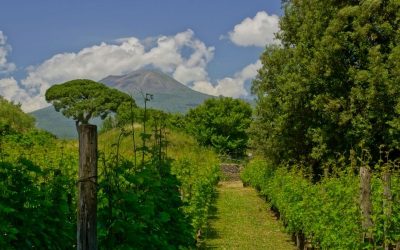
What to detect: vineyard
<box><xmin>0</xmin><ymin>97</ymin><xmax>220</xmax><ymax>249</ymax></box>
<box><xmin>1</xmin><ymin>1</ymin><xmax>400</xmax><ymax>249</ymax></box>
<box><xmin>241</xmin><ymin>158</ymin><xmax>400</xmax><ymax>249</ymax></box>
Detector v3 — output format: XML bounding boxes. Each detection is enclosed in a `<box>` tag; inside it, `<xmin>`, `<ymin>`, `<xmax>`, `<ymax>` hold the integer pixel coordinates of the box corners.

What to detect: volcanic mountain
<box><xmin>30</xmin><ymin>70</ymin><xmax>214</xmax><ymax>138</ymax></box>
<box><xmin>100</xmin><ymin>69</ymin><xmax>213</xmax><ymax>111</ymax></box>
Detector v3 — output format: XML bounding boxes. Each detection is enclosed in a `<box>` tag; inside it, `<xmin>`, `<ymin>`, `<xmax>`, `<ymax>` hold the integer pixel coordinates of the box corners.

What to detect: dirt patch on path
<box><xmin>218</xmin><ymin>180</ymin><xmax>243</xmax><ymax>188</ymax></box>
<box><xmin>220</xmin><ymin>163</ymin><xmax>242</xmax><ymax>181</ymax></box>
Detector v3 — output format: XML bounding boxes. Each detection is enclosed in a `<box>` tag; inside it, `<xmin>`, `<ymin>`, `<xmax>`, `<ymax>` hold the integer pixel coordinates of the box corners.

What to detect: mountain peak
<box><xmin>99</xmin><ymin>69</ymin><xmax>213</xmax><ymax>113</ymax></box>
<box><xmin>31</xmin><ymin>69</ymin><xmax>214</xmax><ymax>138</ymax></box>
<box><xmin>100</xmin><ymin>69</ymin><xmax>190</xmax><ymax>95</ymax></box>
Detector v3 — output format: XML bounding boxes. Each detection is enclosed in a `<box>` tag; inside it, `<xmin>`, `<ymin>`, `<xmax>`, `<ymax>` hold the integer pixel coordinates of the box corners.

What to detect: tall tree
<box><xmin>186</xmin><ymin>97</ymin><xmax>252</xmax><ymax>157</ymax></box>
<box><xmin>45</xmin><ymin>79</ymin><xmax>133</xmax><ymax>130</ymax></box>
<box><xmin>251</xmin><ymin>0</ymin><xmax>400</xmax><ymax>173</ymax></box>
<box><xmin>46</xmin><ymin>79</ymin><xmax>133</xmax><ymax>249</ymax></box>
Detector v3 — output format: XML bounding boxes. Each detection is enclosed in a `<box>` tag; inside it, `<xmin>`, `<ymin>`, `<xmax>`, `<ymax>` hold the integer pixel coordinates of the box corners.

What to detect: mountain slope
<box><xmin>101</xmin><ymin>70</ymin><xmax>213</xmax><ymax>112</ymax></box>
<box><xmin>101</xmin><ymin>70</ymin><xmax>191</xmax><ymax>95</ymax></box>
<box><xmin>30</xmin><ymin>106</ymin><xmax>102</xmax><ymax>138</ymax></box>
<box><xmin>31</xmin><ymin>70</ymin><xmax>214</xmax><ymax>138</ymax></box>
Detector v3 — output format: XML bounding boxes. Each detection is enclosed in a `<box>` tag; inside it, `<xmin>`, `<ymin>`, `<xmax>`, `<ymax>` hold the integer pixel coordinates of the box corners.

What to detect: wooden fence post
<box><xmin>77</xmin><ymin>124</ymin><xmax>98</xmax><ymax>250</ymax></box>
<box><xmin>360</xmin><ymin>166</ymin><xmax>373</xmax><ymax>243</ymax></box>
<box><xmin>295</xmin><ymin>232</ymin><xmax>305</xmax><ymax>250</ymax></box>
<box><xmin>383</xmin><ymin>171</ymin><xmax>392</xmax><ymax>250</ymax></box>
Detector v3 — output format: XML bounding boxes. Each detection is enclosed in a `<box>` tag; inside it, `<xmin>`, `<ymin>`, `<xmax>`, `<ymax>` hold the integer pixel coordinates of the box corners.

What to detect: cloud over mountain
<box><xmin>21</xmin><ymin>29</ymin><xmax>214</xmax><ymax>96</ymax></box>
<box><xmin>1</xmin><ymin>30</ymin><xmax>217</xmax><ymax>112</ymax></box>
<box><xmin>0</xmin><ymin>26</ymin><xmax>263</xmax><ymax>112</ymax></box>
<box><xmin>228</xmin><ymin>11</ymin><xmax>280</xmax><ymax>47</ymax></box>
<box><xmin>192</xmin><ymin>60</ymin><xmax>262</xmax><ymax>97</ymax></box>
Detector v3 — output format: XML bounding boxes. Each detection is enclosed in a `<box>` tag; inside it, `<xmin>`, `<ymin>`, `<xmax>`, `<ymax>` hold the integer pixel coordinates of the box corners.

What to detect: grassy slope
<box><xmin>0</xmin><ymin>96</ymin><xmax>35</xmax><ymax>132</ymax></box>
<box><xmin>200</xmin><ymin>181</ymin><xmax>296</xmax><ymax>250</ymax></box>
<box><xmin>98</xmin><ymin>125</ymin><xmax>219</xmax><ymax>166</ymax></box>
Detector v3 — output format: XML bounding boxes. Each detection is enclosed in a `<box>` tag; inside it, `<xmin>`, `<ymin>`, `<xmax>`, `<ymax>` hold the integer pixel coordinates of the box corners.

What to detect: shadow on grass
<box><xmin>197</xmin><ymin>190</ymin><xmax>220</xmax><ymax>249</ymax></box>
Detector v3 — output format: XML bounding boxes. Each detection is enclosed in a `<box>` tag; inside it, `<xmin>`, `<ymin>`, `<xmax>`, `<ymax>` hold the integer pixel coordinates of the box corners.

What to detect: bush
<box><xmin>242</xmin><ymin>159</ymin><xmax>400</xmax><ymax>249</ymax></box>
<box><xmin>0</xmin><ymin>159</ymin><xmax>75</xmax><ymax>249</ymax></box>
<box><xmin>97</xmin><ymin>157</ymin><xmax>194</xmax><ymax>249</ymax></box>
<box><xmin>186</xmin><ymin>97</ymin><xmax>252</xmax><ymax>157</ymax></box>
<box><xmin>172</xmin><ymin>156</ymin><xmax>220</xmax><ymax>233</ymax></box>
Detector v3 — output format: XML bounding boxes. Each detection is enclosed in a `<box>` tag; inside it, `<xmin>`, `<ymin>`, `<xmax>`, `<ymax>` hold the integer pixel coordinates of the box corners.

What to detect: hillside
<box><xmin>30</xmin><ymin>106</ymin><xmax>102</xmax><ymax>138</ymax></box>
<box><xmin>0</xmin><ymin>96</ymin><xmax>35</xmax><ymax>133</ymax></box>
<box><xmin>31</xmin><ymin>70</ymin><xmax>214</xmax><ymax>138</ymax></box>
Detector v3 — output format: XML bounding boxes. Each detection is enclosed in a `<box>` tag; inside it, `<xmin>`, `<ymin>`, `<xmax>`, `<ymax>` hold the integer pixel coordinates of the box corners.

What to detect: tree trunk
<box><xmin>360</xmin><ymin>166</ymin><xmax>373</xmax><ymax>243</ymax></box>
<box><xmin>77</xmin><ymin>124</ymin><xmax>98</xmax><ymax>250</ymax></box>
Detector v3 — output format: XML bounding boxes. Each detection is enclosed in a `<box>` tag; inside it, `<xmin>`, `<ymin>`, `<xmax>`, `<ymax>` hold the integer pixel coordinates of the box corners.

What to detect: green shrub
<box><xmin>186</xmin><ymin>97</ymin><xmax>252</xmax><ymax>157</ymax></box>
<box><xmin>97</xmin><ymin>157</ymin><xmax>194</xmax><ymax>249</ymax></box>
<box><xmin>172</xmin><ymin>157</ymin><xmax>219</xmax><ymax>233</ymax></box>
<box><xmin>242</xmin><ymin>159</ymin><xmax>400</xmax><ymax>249</ymax></box>
<box><xmin>0</xmin><ymin>159</ymin><xmax>75</xmax><ymax>249</ymax></box>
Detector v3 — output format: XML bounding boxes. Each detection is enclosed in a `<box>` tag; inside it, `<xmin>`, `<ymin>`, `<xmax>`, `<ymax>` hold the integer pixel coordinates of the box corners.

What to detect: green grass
<box><xmin>200</xmin><ymin>181</ymin><xmax>296</xmax><ymax>250</ymax></box>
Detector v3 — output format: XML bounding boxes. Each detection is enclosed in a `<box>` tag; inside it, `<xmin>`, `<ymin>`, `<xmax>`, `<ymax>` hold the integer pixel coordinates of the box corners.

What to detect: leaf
<box><xmin>159</xmin><ymin>212</ymin><xmax>171</xmax><ymax>223</ymax></box>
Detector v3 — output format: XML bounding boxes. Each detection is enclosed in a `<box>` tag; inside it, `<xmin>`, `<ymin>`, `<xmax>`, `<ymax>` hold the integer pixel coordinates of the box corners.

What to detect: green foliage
<box><xmin>186</xmin><ymin>97</ymin><xmax>252</xmax><ymax>157</ymax></box>
<box><xmin>100</xmin><ymin>125</ymin><xmax>221</xmax><ymax>240</ymax></box>
<box><xmin>0</xmin><ymin>159</ymin><xmax>76</xmax><ymax>249</ymax></box>
<box><xmin>97</xmin><ymin>108</ymin><xmax>218</xmax><ymax>248</ymax></box>
<box><xmin>0</xmin><ymin>125</ymin><xmax>215</xmax><ymax>249</ymax></box>
<box><xmin>168</xmin><ymin>113</ymin><xmax>186</xmax><ymax>130</ymax></box>
<box><xmin>242</xmin><ymin>159</ymin><xmax>400</xmax><ymax>249</ymax></box>
<box><xmin>0</xmin><ymin>96</ymin><xmax>35</xmax><ymax>134</ymax></box>
<box><xmin>167</xmin><ymin>130</ymin><xmax>220</xmax><ymax>235</ymax></box>
<box><xmin>369</xmin><ymin>171</ymin><xmax>400</xmax><ymax>248</ymax></box>
<box><xmin>101</xmin><ymin>105</ymin><xmax>184</xmax><ymax>133</ymax></box>
<box><xmin>97</xmin><ymin>155</ymin><xmax>195</xmax><ymax>249</ymax></box>
<box><xmin>45</xmin><ymin>79</ymin><xmax>134</xmax><ymax>125</ymax></box>
<box><xmin>0</xmin><ymin>132</ymin><xmax>77</xmax><ymax>250</ymax></box>
<box><xmin>172</xmin><ymin>154</ymin><xmax>219</xmax><ymax>233</ymax></box>
<box><xmin>1</xmin><ymin>90</ymin><xmax>220</xmax><ymax>248</ymax></box>
<box><xmin>251</xmin><ymin>0</ymin><xmax>400</xmax><ymax>172</ymax></box>
<box><xmin>249</xmin><ymin>1</ymin><xmax>400</xmax><ymax>247</ymax></box>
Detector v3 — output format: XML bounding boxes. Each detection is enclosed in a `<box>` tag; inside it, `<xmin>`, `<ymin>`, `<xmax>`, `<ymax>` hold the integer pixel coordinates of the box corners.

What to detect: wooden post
<box><xmin>383</xmin><ymin>171</ymin><xmax>392</xmax><ymax>250</ymax></box>
<box><xmin>360</xmin><ymin>166</ymin><xmax>373</xmax><ymax>243</ymax></box>
<box><xmin>296</xmin><ymin>232</ymin><xmax>305</xmax><ymax>250</ymax></box>
<box><xmin>77</xmin><ymin>124</ymin><xmax>98</xmax><ymax>250</ymax></box>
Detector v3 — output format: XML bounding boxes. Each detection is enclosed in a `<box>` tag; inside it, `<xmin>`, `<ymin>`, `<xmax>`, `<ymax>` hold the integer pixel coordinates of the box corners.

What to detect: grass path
<box><xmin>199</xmin><ymin>181</ymin><xmax>295</xmax><ymax>250</ymax></box>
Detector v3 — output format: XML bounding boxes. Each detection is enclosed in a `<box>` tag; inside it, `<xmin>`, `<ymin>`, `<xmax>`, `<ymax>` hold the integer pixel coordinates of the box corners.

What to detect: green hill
<box><xmin>30</xmin><ymin>106</ymin><xmax>102</xmax><ymax>138</ymax></box>
<box><xmin>0</xmin><ymin>96</ymin><xmax>35</xmax><ymax>133</ymax></box>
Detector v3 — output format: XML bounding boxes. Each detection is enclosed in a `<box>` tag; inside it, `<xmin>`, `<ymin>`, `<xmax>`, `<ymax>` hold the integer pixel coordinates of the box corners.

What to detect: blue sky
<box><xmin>0</xmin><ymin>0</ymin><xmax>282</xmax><ymax>111</ymax></box>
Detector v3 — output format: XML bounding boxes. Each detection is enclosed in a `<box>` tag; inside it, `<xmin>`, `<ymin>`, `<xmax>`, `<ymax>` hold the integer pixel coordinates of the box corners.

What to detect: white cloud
<box><xmin>0</xmin><ymin>77</ymin><xmax>47</xmax><ymax>111</ymax></box>
<box><xmin>0</xmin><ymin>28</ymin><xmax>261</xmax><ymax>113</ymax></box>
<box><xmin>0</xmin><ymin>77</ymin><xmax>21</xmax><ymax>101</ymax></box>
<box><xmin>173</xmin><ymin>65</ymin><xmax>208</xmax><ymax>85</ymax></box>
<box><xmin>3</xmin><ymin>29</ymin><xmax>215</xmax><ymax>112</ymax></box>
<box><xmin>228</xmin><ymin>11</ymin><xmax>280</xmax><ymax>47</ymax></box>
<box><xmin>0</xmin><ymin>31</ymin><xmax>16</xmax><ymax>74</ymax></box>
<box><xmin>192</xmin><ymin>60</ymin><xmax>262</xmax><ymax>98</ymax></box>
